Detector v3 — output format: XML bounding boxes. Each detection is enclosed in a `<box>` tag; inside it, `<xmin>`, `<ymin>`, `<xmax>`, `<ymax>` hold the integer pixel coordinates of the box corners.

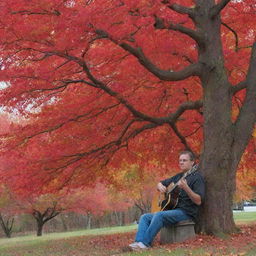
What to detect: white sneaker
<box><xmin>129</xmin><ymin>241</ymin><xmax>149</xmax><ymax>250</ymax></box>
<box><xmin>137</xmin><ymin>242</ymin><xmax>149</xmax><ymax>249</ymax></box>
<box><xmin>128</xmin><ymin>242</ymin><xmax>139</xmax><ymax>249</ymax></box>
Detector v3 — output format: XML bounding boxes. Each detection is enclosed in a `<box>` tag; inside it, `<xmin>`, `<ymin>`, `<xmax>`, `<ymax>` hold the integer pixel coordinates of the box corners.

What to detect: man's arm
<box><xmin>157</xmin><ymin>182</ymin><xmax>167</xmax><ymax>193</ymax></box>
<box><xmin>177</xmin><ymin>179</ymin><xmax>202</xmax><ymax>205</ymax></box>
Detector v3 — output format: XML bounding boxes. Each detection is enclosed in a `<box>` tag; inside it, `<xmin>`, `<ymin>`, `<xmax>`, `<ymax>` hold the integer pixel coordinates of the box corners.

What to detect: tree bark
<box><xmin>32</xmin><ymin>207</ymin><xmax>61</xmax><ymax>236</ymax></box>
<box><xmin>0</xmin><ymin>214</ymin><xmax>14</xmax><ymax>238</ymax></box>
<box><xmin>86</xmin><ymin>212</ymin><xmax>92</xmax><ymax>229</ymax></box>
<box><xmin>36</xmin><ymin>220</ymin><xmax>44</xmax><ymax>236</ymax></box>
<box><xmin>194</xmin><ymin>0</ymin><xmax>237</xmax><ymax>234</ymax></box>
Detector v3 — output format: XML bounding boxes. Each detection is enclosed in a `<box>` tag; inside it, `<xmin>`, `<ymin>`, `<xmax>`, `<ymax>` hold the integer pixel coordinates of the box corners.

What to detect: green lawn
<box><xmin>0</xmin><ymin>224</ymin><xmax>137</xmax><ymax>248</ymax></box>
<box><xmin>233</xmin><ymin>211</ymin><xmax>256</xmax><ymax>223</ymax></box>
<box><xmin>0</xmin><ymin>212</ymin><xmax>255</xmax><ymax>256</ymax></box>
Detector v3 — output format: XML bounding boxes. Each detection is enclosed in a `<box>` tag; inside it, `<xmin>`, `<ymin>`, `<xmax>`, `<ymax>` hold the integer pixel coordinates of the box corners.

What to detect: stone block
<box><xmin>160</xmin><ymin>220</ymin><xmax>195</xmax><ymax>244</ymax></box>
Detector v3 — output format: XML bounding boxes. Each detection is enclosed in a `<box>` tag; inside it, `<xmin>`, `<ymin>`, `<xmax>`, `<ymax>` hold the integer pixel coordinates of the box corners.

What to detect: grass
<box><xmin>0</xmin><ymin>211</ymin><xmax>254</xmax><ymax>256</ymax></box>
<box><xmin>0</xmin><ymin>224</ymin><xmax>137</xmax><ymax>248</ymax></box>
<box><xmin>233</xmin><ymin>211</ymin><xmax>256</xmax><ymax>224</ymax></box>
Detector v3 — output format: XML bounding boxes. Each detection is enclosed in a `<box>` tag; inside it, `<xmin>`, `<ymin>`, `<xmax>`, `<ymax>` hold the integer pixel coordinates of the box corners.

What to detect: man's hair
<box><xmin>179</xmin><ymin>151</ymin><xmax>195</xmax><ymax>161</ymax></box>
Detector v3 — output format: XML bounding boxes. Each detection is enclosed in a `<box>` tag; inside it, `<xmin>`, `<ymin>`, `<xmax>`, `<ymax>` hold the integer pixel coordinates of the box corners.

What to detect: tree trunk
<box><xmin>198</xmin><ymin>154</ymin><xmax>237</xmax><ymax>234</ymax></box>
<box><xmin>195</xmin><ymin>1</ymin><xmax>238</xmax><ymax>234</ymax></box>
<box><xmin>198</xmin><ymin>70</ymin><xmax>237</xmax><ymax>234</ymax></box>
<box><xmin>0</xmin><ymin>214</ymin><xmax>14</xmax><ymax>238</ymax></box>
<box><xmin>36</xmin><ymin>220</ymin><xmax>44</xmax><ymax>236</ymax></box>
<box><xmin>86</xmin><ymin>212</ymin><xmax>92</xmax><ymax>229</ymax></box>
<box><xmin>32</xmin><ymin>207</ymin><xmax>61</xmax><ymax>236</ymax></box>
<box><xmin>121</xmin><ymin>212</ymin><xmax>125</xmax><ymax>226</ymax></box>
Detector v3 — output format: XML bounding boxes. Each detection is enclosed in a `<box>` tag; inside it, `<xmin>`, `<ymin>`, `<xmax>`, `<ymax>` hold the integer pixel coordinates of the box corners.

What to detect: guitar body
<box><xmin>160</xmin><ymin>186</ymin><xmax>180</xmax><ymax>211</ymax></box>
<box><xmin>151</xmin><ymin>183</ymin><xmax>180</xmax><ymax>212</ymax></box>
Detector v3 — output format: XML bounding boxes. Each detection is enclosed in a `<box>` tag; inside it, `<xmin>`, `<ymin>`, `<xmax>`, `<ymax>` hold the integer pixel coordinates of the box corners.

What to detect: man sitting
<box><xmin>129</xmin><ymin>151</ymin><xmax>205</xmax><ymax>250</ymax></box>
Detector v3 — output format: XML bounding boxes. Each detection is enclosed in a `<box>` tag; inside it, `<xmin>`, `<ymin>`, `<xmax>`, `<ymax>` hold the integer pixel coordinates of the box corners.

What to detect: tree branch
<box><xmin>11</xmin><ymin>9</ymin><xmax>61</xmax><ymax>16</ymax></box>
<box><xmin>230</xmin><ymin>81</ymin><xmax>247</xmax><ymax>95</ymax></box>
<box><xmin>232</xmin><ymin>41</ymin><xmax>256</xmax><ymax>168</ymax></box>
<box><xmin>13</xmin><ymin>48</ymin><xmax>204</xmax><ymax>171</ymax></box>
<box><xmin>221</xmin><ymin>22</ymin><xmax>239</xmax><ymax>52</ymax></box>
<box><xmin>95</xmin><ymin>30</ymin><xmax>202</xmax><ymax>81</ymax></box>
<box><xmin>153</xmin><ymin>16</ymin><xmax>204</xmax><ymax>48</ymax></box>
<box><xmin>168</xmin><ymin>99</ymin><xmax>203</xmax><ymax>122</ymax></box>
<box><xmin>169</xmin><ymin>123</ymin><xmax>198</xmax><ymax>158</ymax></box>
<box><xmin>123</xmin><ymin>42</ymin><xmax>201</xmax><ymax>81</ymax></box>
<box><xmin>168</xmin><ymin>23</ymin><xmax>204</xmax><ymax>47</ymax></box>
<box><xmin>167</xmin><ymin>4</ymin><xmax>195</xmax><ymax>19</ymax></box>
<box><xmin>210</xmin><ymin>0</ymin><xmax>232</xmax><ymax>18</ymax></box>
<box><xmin>18</xmin><ymin>103</ymin><xmax>120</xmax><ymax>145</ymax></box>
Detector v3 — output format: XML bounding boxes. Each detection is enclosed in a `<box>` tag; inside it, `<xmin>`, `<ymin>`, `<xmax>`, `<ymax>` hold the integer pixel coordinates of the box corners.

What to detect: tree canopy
<box><xmin>0</xmin><ymin>0</ymin><xmax>256</xmax><ymax>234</ymax></box>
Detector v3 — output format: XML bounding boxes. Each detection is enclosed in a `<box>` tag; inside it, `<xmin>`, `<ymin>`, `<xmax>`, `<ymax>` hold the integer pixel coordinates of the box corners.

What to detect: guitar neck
<box><xmin>167</xmin><ymin>164</ymin><xmax>198</xmax><ymax>193</ymax></box>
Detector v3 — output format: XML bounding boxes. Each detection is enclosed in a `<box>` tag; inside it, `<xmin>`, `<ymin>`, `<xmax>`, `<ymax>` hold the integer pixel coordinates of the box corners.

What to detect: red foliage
<box><xmin>0</xmin><ymin>0</ymin><xmax>255</xmax><ymax>199</ymax></box>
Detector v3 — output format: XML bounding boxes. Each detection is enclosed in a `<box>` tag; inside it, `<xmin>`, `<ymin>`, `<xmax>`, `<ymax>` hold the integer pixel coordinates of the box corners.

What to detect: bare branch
<box><xmin>168</xmin><ymin>99</ymin><xmax>203</xmax><ymax>122</ymax></box>
<box><xmin>168</xmin><ymin>23</ymin><xmax>204</xmax><ymax>48</ymax></box>
<box><xmin>169</xmin><ymin>123</ymin><xmax>198</xmax><ymax>158</ymax></box>
<box><xmin>61</xmin><ymin>79</ymin><xmax>99</xmax><ymax>89</ymax></box>
<box><xmin>221</xmin><ymin>22</ymin><xmax>238</xmax><ymax>52</ymax></box>
<box><xmin>11</xmin><ymin>9</ymin><xmax>61</xmax><ymax>16</ymax></box>
<box><xmin>124</xmin><ymin>44</ymin><xmax>201</xmax><ymax>81</ymax></box>
<box><xmin>95</xmin><ymin>29</ymin><xmax>202</xmax><ymax>81</ymax></box>
<box><xmin>184</xmin><ymin>124</ymin><xmax>202</xmax><ymax>138</ymax></box>
<box><xmin>153</xmin><ymin>16</ymin><xmax>204</xmax><ymax>48</ymax></box>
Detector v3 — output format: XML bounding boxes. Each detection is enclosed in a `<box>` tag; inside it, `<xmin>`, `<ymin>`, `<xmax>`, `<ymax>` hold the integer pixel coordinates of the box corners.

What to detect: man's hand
<box><xmin>177</xmin><ymin>178</ymin><xmax>202</xmax><ymax>205</ymax></box>
<box><xmin>157</xmin><ymin>182</ymin><xmax>166</xmax><ymax>193</ymax></box>
<box><xmin>177</xmin><ymin>178</ymin><xmax>188</xmax><ymax>190</ymax></box>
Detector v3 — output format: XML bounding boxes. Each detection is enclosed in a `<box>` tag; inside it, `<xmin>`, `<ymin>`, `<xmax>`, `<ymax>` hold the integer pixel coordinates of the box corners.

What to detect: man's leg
<box><xmin>134</xmin><ymin>213</ymin><xmax>154</xmax><ymax>243</ymax></box>
<box><xmin>140</xmin><ymin>209</ymin><xmax>190</xmax><ymax>246</ymax></box>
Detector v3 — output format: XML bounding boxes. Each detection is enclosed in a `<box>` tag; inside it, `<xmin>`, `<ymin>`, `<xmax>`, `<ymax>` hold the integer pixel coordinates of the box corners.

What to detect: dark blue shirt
<box><xmin>161</xmin><ymin>171</ymin><xmax>205</xmax><ymax>221</ymax></box>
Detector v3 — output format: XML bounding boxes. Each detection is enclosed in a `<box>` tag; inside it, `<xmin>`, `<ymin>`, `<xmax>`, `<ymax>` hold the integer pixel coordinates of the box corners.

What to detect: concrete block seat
<box><xmin>160</xmin><ymin>220</ymin><xmax>195</xmax><ymax>244</ymax></box>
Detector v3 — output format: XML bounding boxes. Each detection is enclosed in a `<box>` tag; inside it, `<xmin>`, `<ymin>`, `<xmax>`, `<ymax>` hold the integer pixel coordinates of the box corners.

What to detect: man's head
<box><xmin>179</xmin><ymin>151</ymin><xmax>195</xmax><ymax>172</ymax></box>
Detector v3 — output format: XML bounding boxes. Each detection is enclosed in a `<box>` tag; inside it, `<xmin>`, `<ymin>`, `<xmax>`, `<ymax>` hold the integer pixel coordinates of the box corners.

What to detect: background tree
<box><xmin>108</xmin><ymin>163</ymin><xmax>172</xmax><ymax>214</ymax></box>
<box><xmin>0</xmin><ymin>186</ymin><xmax>16</xmax><ymax>238</ymax></box>
<box><xmin>0</xmin><ymin>0</ymin><xmax>256</xmax><ymax>235</ymax></box>
<box><xmin>31</xmin><ymin>198</ymin><xmax>61</xmax><ymax>237</ymax></box>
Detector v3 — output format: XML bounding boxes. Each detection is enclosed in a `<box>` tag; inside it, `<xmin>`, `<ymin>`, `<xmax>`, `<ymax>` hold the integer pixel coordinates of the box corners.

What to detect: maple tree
<box><xmin>18</xmin><ymin>185</ymin><xmax>115</xmax><ymax>236</ymax></box>
<box><xmin>25</xmin><ymin>199</ymin><xmax>62</xmax><ymax>236</ymax></box>
<box><xmin>0</xmin><ymin>0</ymin><xmax>256</xmax><ymax>235</ymax></box>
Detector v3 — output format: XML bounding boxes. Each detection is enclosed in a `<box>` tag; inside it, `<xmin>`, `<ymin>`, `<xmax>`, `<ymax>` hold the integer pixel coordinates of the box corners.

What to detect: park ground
<box><xmin>0</xmin><ymin>212</ymin><xmax>255</xmax><ymax>256</ymax></box>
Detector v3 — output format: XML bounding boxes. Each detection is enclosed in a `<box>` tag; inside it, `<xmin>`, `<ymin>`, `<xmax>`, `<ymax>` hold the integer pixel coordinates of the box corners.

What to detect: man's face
<box><xmin>179</xmin><ymin>153</ymin><xmax>194</xmax><ymax>172</ymax></box>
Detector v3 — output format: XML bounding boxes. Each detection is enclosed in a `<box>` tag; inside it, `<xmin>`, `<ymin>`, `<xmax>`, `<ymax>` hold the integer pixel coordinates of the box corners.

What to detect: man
<box><xmin>129</xmin><ymin>151</ymin><xmax>205</xmax><ymax>250</ymax></box>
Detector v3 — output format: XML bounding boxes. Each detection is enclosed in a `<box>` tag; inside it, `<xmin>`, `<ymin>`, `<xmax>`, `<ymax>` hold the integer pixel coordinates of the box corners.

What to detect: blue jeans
<box><xmin>135</xmin><ymin>209</ymin><xmax>190</xmax><ymax>246</ymax></box>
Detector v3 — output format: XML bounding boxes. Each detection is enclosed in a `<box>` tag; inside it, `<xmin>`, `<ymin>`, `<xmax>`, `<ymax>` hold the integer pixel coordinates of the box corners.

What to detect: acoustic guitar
<box><xmin>151</xmin><ymin>164</ymin><xmax>198</xmax><ymax>213</ymax></box>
